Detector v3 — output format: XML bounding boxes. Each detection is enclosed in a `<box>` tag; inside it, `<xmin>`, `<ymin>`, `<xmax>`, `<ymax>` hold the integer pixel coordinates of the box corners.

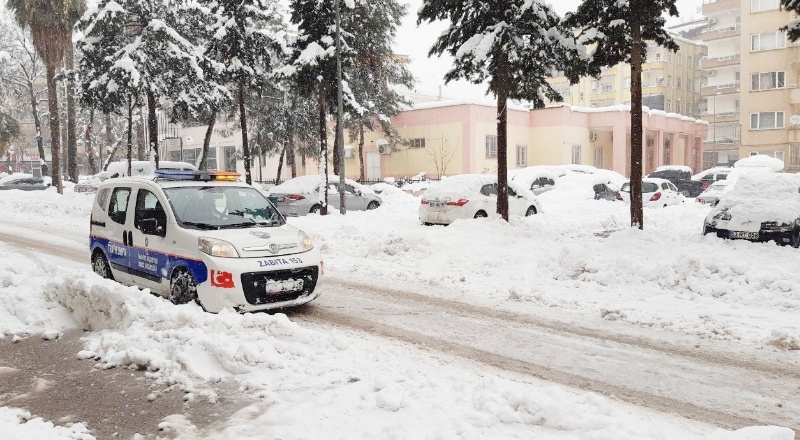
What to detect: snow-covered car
<box><xmin>268</xmin><ymin>175</ymin><xmax>381</xmax><ymax>216</ymax></box>
<box><xmin>0</xmin><ymin>173</ymin><xmax>50</xmax><ymax>191</ymax></box>
<box><xmin>74</xmin><ymin>172</ymin><xmax>111</xmax><ymax>194</ymax></box>
<box><xmin>419</xmin><ymin>174</ymin><xmax>540</xmax><ymax>225</ymax></box>
<box><xmin>617</xmin><ymin>178</ymin><xmax>682</xmax><ymax>208</ymax></box>
<box><xmin>89</xmin><ymin>169</ymin><xmax>323</xmax><ymax>312</ymax></box>
<box><xmin>509</xmin><ymin>167</ymin><xmax>557</xmax><ymax>195</ymax></box>
<box><xmin>695</xmin><ymin>180</ymin><xmax>731</xmax><ymax>206</ymax></box>
<box><xmin>703</xmin><ymin>173</ymin><xmax>800</xmax><ymax>247</ymax></box>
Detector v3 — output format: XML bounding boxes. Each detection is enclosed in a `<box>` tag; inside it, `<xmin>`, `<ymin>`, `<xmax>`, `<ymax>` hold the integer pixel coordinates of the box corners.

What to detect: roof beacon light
<box><xmin>210</xmin><ymin>171</ymin><xmax>240</xmax><ymax>182</ymax></box>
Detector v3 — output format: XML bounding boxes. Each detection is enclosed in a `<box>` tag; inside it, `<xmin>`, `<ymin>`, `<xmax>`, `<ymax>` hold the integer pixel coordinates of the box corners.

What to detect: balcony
<box><xmin>702</xmin><ymin>110</ymin><xmax>740</xmax><ymax>124</ymax></box>
<box><xmin>700</xmin><ymin>52</ymin><xmax>740</xmax><ymax>69</ymax></box>
<box><xmin>701</xmin><ymin>81</ymin><xmax>740</xmax><ymax>97</ymax></box>
<box><xmin>702</xmin><ymin>0</ymin><xmax>740</xmax><ymax>15</ymax></box>
<box><xmin>701</xmin><ymin>23</ymin><xmax>741</xmax><ymax>41</ymax></box>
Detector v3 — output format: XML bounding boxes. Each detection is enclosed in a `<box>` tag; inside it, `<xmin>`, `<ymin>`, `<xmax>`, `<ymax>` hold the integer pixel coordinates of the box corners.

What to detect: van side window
<box><xmin>134</xmin><ymin>189</ymin><xmax>167</xmax><ymax>234</ymax></box>
<box><xmin>96</xmin><ymin>188</ymin><xmax>111</xmax><ymax>212</ymax></box>
<box><xmin>109</xmin><ymin>188</ymin><xmax>131</xmax><ymax>225</ymax></box>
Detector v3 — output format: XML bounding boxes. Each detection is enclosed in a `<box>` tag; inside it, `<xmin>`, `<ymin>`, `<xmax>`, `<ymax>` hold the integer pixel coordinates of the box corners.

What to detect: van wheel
<box><xmin>91</xmin><ymin>251</ymin><xmax>114</xmax><ymax>280</ymax></box>
<box><xmin>525</xmin><ymin>206</ymin><xmax>537</xmax><ymax>216</ymax></box>
<box><xmin>169</xmin><ymin>267</ymin><xmax>198</xmax><ymax>305</ymax></box>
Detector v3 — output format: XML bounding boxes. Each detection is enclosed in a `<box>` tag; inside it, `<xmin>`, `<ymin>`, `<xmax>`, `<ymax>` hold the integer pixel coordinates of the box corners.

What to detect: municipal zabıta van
<box><xmin>89</xmin><ymin>169</ymin><xmax>323</xmax><ymax>312</ymax></box>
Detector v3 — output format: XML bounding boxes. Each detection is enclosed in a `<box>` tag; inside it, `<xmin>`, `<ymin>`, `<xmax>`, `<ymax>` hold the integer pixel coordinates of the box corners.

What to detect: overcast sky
<box><xmin>395</xmin><ymin>0</ymin><xmax>705</xmax><ymax>101</ymax></box>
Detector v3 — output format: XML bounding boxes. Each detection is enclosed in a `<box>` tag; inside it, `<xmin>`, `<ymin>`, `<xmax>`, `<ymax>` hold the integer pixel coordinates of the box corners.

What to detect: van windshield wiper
<box><xmin>181</xmin><ymin>221</ymin><xmax>220</xmax><ymax>230</ymax></box>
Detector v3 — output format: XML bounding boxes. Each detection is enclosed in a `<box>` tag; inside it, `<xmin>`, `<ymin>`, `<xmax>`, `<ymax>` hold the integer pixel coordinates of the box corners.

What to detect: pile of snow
<box><xmin>0</xmin><ymin>407</ymin><xmax>94</xmax><ymax>440</ymax></box>
<box><xmin>540</xmin><ymin>173</ymin><xmax>619</xmax><ymax>201</ymax></box>
<box><xmin>734</xmin><ymin>155</ymin><xmax>784</xmax><ymax>172</ymax></box>
<box><xmin>654</xmin><ymin>165</ymin><xmax>693</xmax><ymax>173</ymax></box>
<box><xmin>422</xmin><ymin>174</ymin><xmax>495</xmax><ymax>201</ymax></box>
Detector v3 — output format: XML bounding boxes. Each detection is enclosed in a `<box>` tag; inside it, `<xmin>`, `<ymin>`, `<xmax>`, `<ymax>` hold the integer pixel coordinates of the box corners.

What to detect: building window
<box><xmin>594</xmin><ymin>147</ymin><xmax>602</xmax><ymax>168</ymax></box>
<box><xmin>791</xmin><ymin>144</ymin><xmax>800</xmax><ymax>166</ymax></box>
<box><xmin>751</xmin><ymin>71</ymin><xmax>786</xmax><ymax>91</ymax></box>
<box><xmin>775</xmin><ymin>151</ymin><xmax>785</xmax><ymax>162</ymax></box>
<box><xmin>485</xmin><ymin>135</ymin><xmax>497</xmax><ymax>158</ymax></box>
<box><xmin>223</xmin><ymin>146</ymin><xmax>237</xmax><ymax>171</ymax></box>
<box><xmin>410</xmin><ymin>138</ymin><xmax>426</xmax><ymax>149</ymax></box>
<box><xmin>676</xmin><ymin>78</ymin><xmax>682</xmax><ymax>90</ymax></box>
<box><xmin>752</xmin><ymin>0</ymin><xmax>780</xmax><ymax>12</ymax></box>
<box><xmin>516</xmin><ymin>145</ymin><xmax>527</xmax><ymax>167</ymax></box>
<box><xmin>750</xmin><ymin>111</ymin><xmax>785</xmax><ymax>130</ymax></box>
<box><xmin>591</xmin><ymin>80</ymin><xmax>598</xmax><ymax>91</ymax></box>
<box><xmin>624</xmin><ymin>77</ymin><xmax>631</xmax><ymax>89</ymax></box>
<box><xmin>751</xmin><ymin>31</ymin><xmax>787</xmax><ymax>51</ymax></box>
<box><xmin>688</xmin><ymin>55</ymin><xmax>693</xmax><ymax>67</ymax></box>
<box><xmin>571</xmin><ymin>145</ymin><xmax>581</xmax><ymax>165</ymax></box>
<box><xmin>666</xmin><ymin>99</ymin><xmax>671</xmax><ymax>112</ymax></box>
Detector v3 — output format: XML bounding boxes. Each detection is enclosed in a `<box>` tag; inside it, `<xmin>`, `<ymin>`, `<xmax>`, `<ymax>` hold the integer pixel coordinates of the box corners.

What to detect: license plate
<box><xmin>730</xmin><ymin>231</ymin><xmax>758</xmax><ymax>240</ymax></box>
<box><xmin>265</xmin><ymin>279</ymin><xmax>303</xmax><ymax>294</ymax></box>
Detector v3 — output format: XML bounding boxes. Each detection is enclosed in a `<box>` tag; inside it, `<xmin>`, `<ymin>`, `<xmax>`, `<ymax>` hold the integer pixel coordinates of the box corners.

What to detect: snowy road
<box><xmin>2</xmin><ymin>222</ymin><xmax>799</xmax><ymax>434</ymax></box>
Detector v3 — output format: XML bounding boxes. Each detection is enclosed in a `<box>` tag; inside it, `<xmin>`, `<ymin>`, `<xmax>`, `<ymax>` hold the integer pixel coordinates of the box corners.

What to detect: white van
<box><xmin>89</xmin><ymin>169</ymin><xmax>323</xmax><ymax>312</ymax></box>
<box><xmin>105</xmin><ymin>160</ymin><xmax>197</xmax><ymax>178</ymax></box>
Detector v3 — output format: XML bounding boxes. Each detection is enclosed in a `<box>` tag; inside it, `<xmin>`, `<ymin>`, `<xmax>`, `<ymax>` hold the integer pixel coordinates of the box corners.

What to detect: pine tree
<box><xmin>781</xmin><ymin>0</ymin><xmax>800</xmax><ymax>41</ymax></box>
<box><xmin>204</xmin><ymin>0</ymin><xmax>286</xmax><ymax>184</ymax></box>
<box><xmin>344</xmin><ymin>0</ymin><xmax>414</xmax><ymax>183</ymax></box>
<box><xmin>565</xmin><ymin>0</ymin><xmax>678</xmax><ymax>229</ymax></box>
<box><xmin>419</xmin><ymin>0</ymin><xmax>584</xmax><ymax>220</ymax></box>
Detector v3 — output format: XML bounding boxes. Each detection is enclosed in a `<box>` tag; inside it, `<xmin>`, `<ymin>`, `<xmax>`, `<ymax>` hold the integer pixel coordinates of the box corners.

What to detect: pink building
<box><xmin>349</xmin><ymin>99</ymin><xmax>708</xmax><ymax>180</ymax></box>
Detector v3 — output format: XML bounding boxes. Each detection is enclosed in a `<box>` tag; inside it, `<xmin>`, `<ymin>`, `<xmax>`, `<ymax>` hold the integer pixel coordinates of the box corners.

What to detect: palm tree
<box><xmin>7</xmin><ymin>0</ymin><xmax>84</xmax><ymax>194</ymax></box>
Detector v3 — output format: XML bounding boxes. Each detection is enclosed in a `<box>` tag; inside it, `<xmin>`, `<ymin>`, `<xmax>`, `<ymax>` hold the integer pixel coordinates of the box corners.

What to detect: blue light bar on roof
<box><xmin>154</xmin><ymin>169</ymin><xmax>198</xmax><ymax>180</ymax></box>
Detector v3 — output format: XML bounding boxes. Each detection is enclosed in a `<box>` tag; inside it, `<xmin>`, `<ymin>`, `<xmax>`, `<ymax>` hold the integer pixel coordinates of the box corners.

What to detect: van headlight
<box><xmin>298</xmin><ymin>230</ymin><xmax>314</xmax><ymax>252</ymax></box>
<box><xmin>199</xmin><ymin>237</ymin><xmax>239</xmax><ymax>258</ymax></box>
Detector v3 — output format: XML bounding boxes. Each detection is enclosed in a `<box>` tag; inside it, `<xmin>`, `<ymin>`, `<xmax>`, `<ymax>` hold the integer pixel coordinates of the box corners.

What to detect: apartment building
<box><xmin>701</xmin><ymin>0</ymin><xmax>798</xmax><ymax>169</ymax></box>
<box><xmin>547</xmin><ymin>37</ymin><xmax>707</xmax><ymax>118</ymax></box>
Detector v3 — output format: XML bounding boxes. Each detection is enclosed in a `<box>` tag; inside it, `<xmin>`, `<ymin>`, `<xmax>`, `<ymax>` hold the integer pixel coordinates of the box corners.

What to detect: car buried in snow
<box><xmin>703</xmin><ymin>172</ymin><xmax>800</xmax><ymax>247</ymax></box>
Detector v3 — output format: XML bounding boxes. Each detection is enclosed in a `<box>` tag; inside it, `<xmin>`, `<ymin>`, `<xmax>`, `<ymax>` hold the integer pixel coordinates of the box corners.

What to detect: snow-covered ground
<box><xmin>0</xmin><ymin>184</ymin><xmax>797</xmax><ymax>439</ymax></box>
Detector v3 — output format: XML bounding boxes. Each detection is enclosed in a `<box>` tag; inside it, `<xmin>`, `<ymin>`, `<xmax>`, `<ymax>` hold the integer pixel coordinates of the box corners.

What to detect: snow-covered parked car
<box><xmin>0</xmin><ymin>173</ymin><xmax>50</xmax><ymax>191</ymax></box>
<box><xmin>419</xmin><ymin>174</ymin><xmax>540</xmax><ymax>225</ymax></box>
<box><xmin>618</xmin><ymin>178</ymin><xmax>682</xmax><ymax>208</ymax></box>
<box><xmin>703</xmin><ymin>173</ymin><xmax>800</xmax><ymax>247</ymax></box>
<box><xmin>74</xmin><ymin>171</ymin><xmax>112</xmax><ymax>194</ymax></box>
<box><xmin>509</xmin><ymin>167</ymin><xmax>557</xmax><ymax>195</ymax></box>
<box><xmin>695</xmin><ymin>180</ymin><xmax>731</xmax><ymax>206</ymax></box>
<box><xmin>268</xmin><ymin>175</ymin><xmax>381</xmax><ymax>217</ymax></box>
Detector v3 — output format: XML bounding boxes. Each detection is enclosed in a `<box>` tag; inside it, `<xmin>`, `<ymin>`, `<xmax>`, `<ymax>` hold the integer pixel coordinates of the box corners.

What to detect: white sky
<box><xmin>1</xmin><ymin>173</ymin><xmax>798</xmax><ymax>438</ymax></box>
<box><xmin>395</xmin><ymin>0</ymin><xmax>705</xmax><ymax>100</ymax></box>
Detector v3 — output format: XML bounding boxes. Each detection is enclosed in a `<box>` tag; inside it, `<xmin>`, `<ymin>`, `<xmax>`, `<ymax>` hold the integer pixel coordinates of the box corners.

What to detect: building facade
<box><xmin>701</xmin><ymin>0</ymin><xmax>798</xmax><ymax>170</ymax></box>
<box><xmin>547</xmin><ymin>37</ymin><xmax>707</xmax><ymax>119</ymax></box>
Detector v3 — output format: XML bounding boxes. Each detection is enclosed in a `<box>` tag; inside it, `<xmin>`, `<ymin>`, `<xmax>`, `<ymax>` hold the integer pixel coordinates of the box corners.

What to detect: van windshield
<box><xmin>164</xmin><ymin>186</ymin><xmax>285</xmax><ymax>229</ymax></box>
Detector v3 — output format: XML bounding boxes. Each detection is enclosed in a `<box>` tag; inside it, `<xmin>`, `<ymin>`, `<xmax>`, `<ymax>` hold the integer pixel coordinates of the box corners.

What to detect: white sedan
<box><xmin>419</xmin><ymin>174</ymin><xmax>540</xmax><ymax>225</ymax></box>
<box><xmin>618</xmin><ymin>177</ymin><xmax>682</xmax><ymax>208</ymax></box>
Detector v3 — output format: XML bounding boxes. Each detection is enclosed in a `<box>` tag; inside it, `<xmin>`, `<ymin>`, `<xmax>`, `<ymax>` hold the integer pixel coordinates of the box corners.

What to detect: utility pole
<box><xmin>335</xmin><ymin>0</ymin><xmax>346</xmax><ymax>214</ymax></box>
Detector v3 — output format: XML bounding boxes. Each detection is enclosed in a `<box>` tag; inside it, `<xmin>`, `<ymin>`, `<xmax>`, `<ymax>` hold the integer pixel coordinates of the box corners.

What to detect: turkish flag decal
<box><xmin>210</xmin><ymin>270</ymin><xmax>235</xmax><ymax>288</ymax></box>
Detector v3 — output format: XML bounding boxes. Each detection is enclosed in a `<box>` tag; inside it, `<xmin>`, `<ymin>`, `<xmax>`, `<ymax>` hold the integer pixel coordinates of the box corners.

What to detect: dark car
<box><xmin>647</xmin><ymin>169</ymin><xmax>707</xmax><ymax>197</ymax></box>
<box><xmin>0</xmin><ymin>174</ymin><xmax>50</xmax><ymax>191</ymax></box>
<box><xmin>593</xmin><ymin>182</ymin><xmax>619</xmax><ymax>201</ymax></box>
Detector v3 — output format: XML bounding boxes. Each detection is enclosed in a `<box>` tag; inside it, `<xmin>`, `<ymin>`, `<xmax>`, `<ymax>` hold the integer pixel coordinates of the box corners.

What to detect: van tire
<box><xmin>169</xmin><ymin>267</ymin><xmax>198</xmax><ymax>305</ymax></box>
<box><xmin>91</xmin><ymin>251</ymin><xmax>114</xmax><ymax>280</ymax></box>
<box><xmin>525</xmin><ymin>206</ymin><xmax>537</xmax><ymax>216</ymax></box>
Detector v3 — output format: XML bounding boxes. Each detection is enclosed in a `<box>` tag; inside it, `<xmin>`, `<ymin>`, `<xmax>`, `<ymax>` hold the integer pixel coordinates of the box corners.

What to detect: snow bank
<box><xmin>0</xmin><ymin>407</ymin><xmax>94</xmax><ymax>440</ymax></box>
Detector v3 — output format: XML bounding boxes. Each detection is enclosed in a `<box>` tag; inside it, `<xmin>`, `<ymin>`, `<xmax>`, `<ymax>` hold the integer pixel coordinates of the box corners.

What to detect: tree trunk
<box><xmin>630</xmin><ymin>22</ymin><xmax>645</xmax><ymax>229</ymax></box>
<box><xmin>103</xmin><ymin>111</ymin><xmax>112</xmax><ymax>170</ymax></box>
<box><xmin>147</xmin><ymin>90</ymin><xmax>159</xmax><ymax>168</ymax></box>
<box><xmin>85</xmin><ymin>109</ymin><xmax>97</xmax><ymax>175</ymax></box>
<box><xmin>200</xmin><ymin>108</ymin><xmax>217</xmax><ymax>170</ymax></box>
<box><xmin>496</xmin><ymin>52</ymin><xmax>509</xmax><ymax>221</ymax></box>
<box><xmin>276</xmin><ymin>146</ymin><xmax>285</xmax><ymax>184</ymax></box>
<box><xmin>287</xmin><ymin>114</ymin><xmax>297</xmax><ymax>178</ymax></box>
<box><xmin>318</xmin><ymin>90</ymin><xmax>329</xmax><ymax>215</ymax></box>
<box><xmin>28</xmin><ymin>79</ymin><xmax>48</xmax><ymax>176</ymax></box>
<box><xmin>45</xmin><ymin>65</ymin><xmax>63</xmax><ymax>194</ymax></box>
<box><xmin>238</xmin><ymin>82</ymin><xmax>252</xmax><ymax>185</ymax></box>
<box><xmin>136</xmin><ymin>107</ymin><xmax>146</xmax><ymax>160</ymax></box>
<box><xmin>358</xmin><ymin>125</ymin><xmax>365</xmax><ymax>182</ymax></box>
<box><xmin>126</xmin><ymin>101</ymin><xmax>133</xmax><ymax>176</ymax></box>
<box><xmin>332</xmin><ymin>120</ymin><xmax>340</xmax><ymax>176</ymax></box>
<box><xmin>66</xmin><ymin>44</ymin><xmax>78</xmax><ymax>182</ymax></box>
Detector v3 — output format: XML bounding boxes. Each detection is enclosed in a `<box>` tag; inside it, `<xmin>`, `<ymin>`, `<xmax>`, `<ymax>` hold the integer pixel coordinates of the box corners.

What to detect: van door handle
<box><xmin>127</xmin><ymin>231</ymin><xmax>133</xmax><ymax>247</ymax></box>
<box><xmin>123</xmin><ymin>231</ymin><xmax>128</xmax><ymax>246</ymax></box>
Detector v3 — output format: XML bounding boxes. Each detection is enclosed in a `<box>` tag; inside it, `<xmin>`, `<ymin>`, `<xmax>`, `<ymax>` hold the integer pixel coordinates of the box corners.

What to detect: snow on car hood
<box><xmin>710</xmin><ymin>173</ymin><xmax>800</xmax><ymax>229</ymax></box>
<box><xmin>197</xmin><ymin>225</ymin><xmax>307</xmax><ymax>258</ymax></box>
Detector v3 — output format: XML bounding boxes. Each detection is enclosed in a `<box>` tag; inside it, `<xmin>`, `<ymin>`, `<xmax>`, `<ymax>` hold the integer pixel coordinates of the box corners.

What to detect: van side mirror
<box><xmin>140</xmin><ymin>218</ymin><xmax>165</xmax><ymax>237</ymax></box>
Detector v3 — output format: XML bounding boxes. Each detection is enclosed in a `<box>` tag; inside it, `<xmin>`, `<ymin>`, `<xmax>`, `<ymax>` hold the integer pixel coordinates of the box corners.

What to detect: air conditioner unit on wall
<box><xmin>378</xmin><ymin>144</ymin><xmax>391</xmax><ymax>155</ymax></box>
<box><xmin>708</xmin><ymin>70</ymin><xmax>717</xmax><ymax>77</ymax></box>
<box><xmin>590</xmin><ymin>132</ymin><xmax>598</xmax><ymax>142</ymax></box>
<box><xmin>708</xmin><ymin>18</ymin><xmax>717</xmax><ymax>25</ymax></box>
<box><xmin>344</xmin><ymin>148</ymin><xmax>354</xmax><ymax>159</ymax></box>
